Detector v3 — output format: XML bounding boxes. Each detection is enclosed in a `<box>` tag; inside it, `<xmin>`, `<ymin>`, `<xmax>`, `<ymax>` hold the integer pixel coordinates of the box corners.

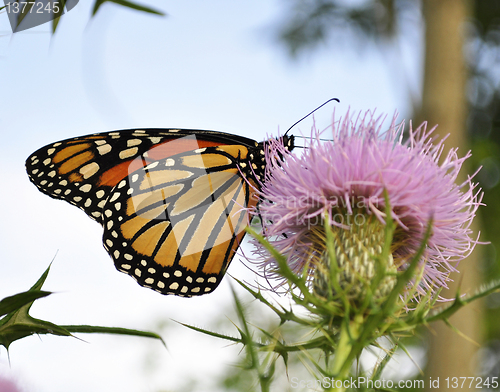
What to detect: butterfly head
<box><xmin>282</xmin><ymin>134</ymin><xmax>295</xmax><ymax>153</ymax></box>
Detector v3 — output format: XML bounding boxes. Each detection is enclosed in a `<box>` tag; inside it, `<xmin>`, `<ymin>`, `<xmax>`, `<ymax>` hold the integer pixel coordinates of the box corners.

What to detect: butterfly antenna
<box><xmin>294</xmin><ymin>135</ymin><xmax>331</xmax><ymax>142</ymax></box>
<box><xmin>284</xmin><ymin>98</ymin><xmax>340</xmax><ymax>136</ymax></box>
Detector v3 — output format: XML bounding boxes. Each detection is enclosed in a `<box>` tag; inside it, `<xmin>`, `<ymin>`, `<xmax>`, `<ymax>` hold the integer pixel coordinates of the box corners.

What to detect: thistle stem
<box><xmin>327</xmin><ymin>314</ymin><xmax>364</xmax><ymax>392</ymax></box>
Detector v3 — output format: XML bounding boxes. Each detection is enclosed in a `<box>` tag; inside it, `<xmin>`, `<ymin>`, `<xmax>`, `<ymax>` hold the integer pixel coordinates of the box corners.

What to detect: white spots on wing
<box><xmin>84</xmin><ymin>198</ymin><xmax>92</xmax><ymax>208</ymax></box>
<box><xmin>47</xmin><ymin>148</ymin><xmax>56</xmax><ymax>155</ymax></box>
<box><xmin>144</xmin><ymin>161</ymin><xmax>159</xmax><ymax>170</ymax></box>
<box><xmin>119</xmin><ymin>147</ymin><xmax>139</xmax><ymax>159</ymax></box>
<box><xmin>135</xmin><ymin>269</ymin><xmax>141</xmax><ymax>277</ymax></box>
<box><xmin>169</xmin><ymin>282</ymin><xmax>179</xmax><ymax>290</ymax></box>
<box><xmin>127</xmin><ymin>139</ymin><xmax>142</xmax><ymax>147</ymax></box>
<box><xmin>80</xmin><ymin>162</ymin><xmax>100</xmax><ymax>179</ymax></box>
<box><xmin>157</xmin><ymin>281</ymin><xmax>165</xmax><ymax>289</ymax></box>
<box><xmin>97</xmin><ymin>144</ymin><xmax>112</xmax><ymax>155</ymax></box>
<box><xmin>191</xmin><ymin>287</ymin><xmax>200</xmax><ymax>293</ymax></box>
<box><xmin>148</xmin><ymin>137</ymin><xmax>162</xmax><ymax>144</ymax></box>
<box><xmin>96</xmin><ymin>190</ymin><xmax>105</xmax><ymax>199</ymax></box>
<box><xmin>165</xmin><ymin>158</ymin><xmax>175</xmax><ymax>167</ymax></box>
<box><xmin>131</xmin><ymin>174</ymin><xmax>139</xmax><ymax>183</ymax></box>
<box><xmin>208</xmin><ymin>277</ymin><xmax>217</xmax><ymax>284</ymax></box>
<box><xmin>194</xmin><ymin>148</ymin><xmax>206</xmax><ymax>153</ymax></box>
<box><xmin>79</xmin><ymin>184</ymin><xmax>92</xmax><ymax>193</ymax></box>
<box><xmin>117</xmin><ymin>180</ymin><xmax>127</xmax><ymax>189</ymax></box>
<box><xmin>121</xmin><ymin>264</ymin><xmax>131</xmax><ymax>270</ymax></box>
<box><xmin>48</xmin><ymin>170</ymin><xmax>56</xmax><ymax>178</ymax></box>
<box><xmin>73</xmin><ymin>196</ymin><xmax>82</xmax><ymax>202</ymax></box>
<box><xmin>174</xmin><ymin>270</ymin><xmax>182</xmax><ymax>277</ymax></box>
<box><xmin>110</xmin><ymin>192</ymin><xmax>121</xmax><ymax>203</ymax></box>
<box><xmin>43</xmin><ymin>158</ymin><xmax>51</xmax><ymax>166</ymax></box>
<box><xmin>124</xmin><ymin>253</ymin><xmax>133</xmax><ymax>261</ymax></box>
<box><xmin>114</xmin><ymin>202</ymin><xmax>122</xmax><ymax>211</ymax></box>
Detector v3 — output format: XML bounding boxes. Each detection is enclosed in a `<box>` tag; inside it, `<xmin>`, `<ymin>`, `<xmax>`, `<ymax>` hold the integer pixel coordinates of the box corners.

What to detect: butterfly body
<box><xmin>26</xmin><ymin>129</ymin><xmax>294</xmax><ymax>296</ymax></box>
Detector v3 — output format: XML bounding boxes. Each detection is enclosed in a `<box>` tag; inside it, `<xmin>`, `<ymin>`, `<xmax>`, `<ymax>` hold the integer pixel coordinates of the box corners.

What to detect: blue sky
<box><xmin>0</xmin><ymin>1</ymin><xmax>421</xmax><ymax>391</ymax></box>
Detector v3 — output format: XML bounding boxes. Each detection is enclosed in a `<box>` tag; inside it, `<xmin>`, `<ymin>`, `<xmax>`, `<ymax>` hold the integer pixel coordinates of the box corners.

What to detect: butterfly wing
<box><xmin>26</xmin><ymin>129</ymin><xmax>270</xmax><ymax>296</ymax></box>
<box><xmin>25</xmin><ymin>129</ymin><xmax>261</xmax><ymax>221</ymax></box>
<box><xmin>102</xmin><ymin>144</ymin><xmax>259</xmax><ymax>296</ymax></box>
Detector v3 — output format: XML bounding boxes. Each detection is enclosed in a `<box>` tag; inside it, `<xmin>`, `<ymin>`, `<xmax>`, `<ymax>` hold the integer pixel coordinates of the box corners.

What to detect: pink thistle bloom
<box><xmin>250</xmin><ymin>110</ymin><xmax>484</xmax><ymax>300</ymax></box>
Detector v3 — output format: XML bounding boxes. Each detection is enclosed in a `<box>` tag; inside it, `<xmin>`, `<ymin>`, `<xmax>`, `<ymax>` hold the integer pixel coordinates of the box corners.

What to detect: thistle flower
<box><xmin>250</xmin><ymin>110</ymin><xmax>483</xmax><ymax>304</ymax></box>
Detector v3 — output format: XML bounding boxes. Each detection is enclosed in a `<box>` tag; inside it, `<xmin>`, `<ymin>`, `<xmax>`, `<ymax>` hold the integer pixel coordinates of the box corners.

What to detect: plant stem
<box><xmin>327</xmin><ymin>314</ymin><xmax>364</xmax><ymax>392</ymax></box>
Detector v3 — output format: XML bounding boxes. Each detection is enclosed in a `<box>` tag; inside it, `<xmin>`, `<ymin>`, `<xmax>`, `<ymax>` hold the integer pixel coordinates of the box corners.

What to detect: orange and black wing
<box><xmin>101</xmin><ymin>144</ymin><xmax>261</xmax><ymax>296</ymax></box>
<box><xmin>25</xmin><ymin>129</ymin><xmax>282</xmax><ymax>296</ymax></box>
<box><xmin>25</xmin><ymin>129</ymin><xmax>262</xmax><ymax>222</ymax></box>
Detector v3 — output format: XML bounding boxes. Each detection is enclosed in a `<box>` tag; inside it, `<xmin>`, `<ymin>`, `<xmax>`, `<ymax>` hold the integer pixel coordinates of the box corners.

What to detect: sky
<box><xmin>0</xmin><ymin>1</ymin><xmax>421</xmax><ymax>391</ymax></box>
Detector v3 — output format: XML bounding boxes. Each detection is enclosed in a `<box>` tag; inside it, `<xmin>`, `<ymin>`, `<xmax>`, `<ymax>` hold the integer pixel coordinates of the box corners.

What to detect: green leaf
<box><xmin>176</xmin><ymin>321</ymin><xmax>242</xmax><ymax>344</ymax></box>
<box><xmin>52</xmin><ymin>14</ymin><xmax>61</xmax><ymax>33</ymax></box>
<box><xmin>0</xmin><ymin>303</ymin><xmax>73</xmax><ymax>350</ymax></box>
<box><xmin>92</xmin><ymin>0</ymin><xmax>104</xmax><ymax>15</ymax></box>
<box><xmin>61</xmin><ymin>325</ymin><xmax>165</xmax><ymax>346</ymax></box>
<box><xmin>92</xmin><ymin>0</ymin><xmax>164</xmax><ymax>16</ymax></box>
<box><xmin>28</xmin><ymin>264</ymin><xmax>51</xmax><ymax>291</ymax></box>
<box><xmin>371</xmin><ymin>342</ymin><xmax>398</xmax><ymax>380</ymax></box>
<box><xmin>0</xmin><ymin>265</ymin><xmax>164</xmax><ymax>350</ymax></box>
<box><xmin>0</xmin><ymin>290</ymin><xmax>51</xmax><ymax>317</ymax></box>
<box><xmin>424</xmin><ymin>278</ymin><xmax>500</xmax><ymax>324</ymax></box>
<box><xmin>231</xmin><ymin>276</ymin><xmax>314</xmax><ymax>327</ymax></box>
<box><xmin>245</xmin><ymin>226</ymin><xmax>319</xmax><ymax>309</ymax></box>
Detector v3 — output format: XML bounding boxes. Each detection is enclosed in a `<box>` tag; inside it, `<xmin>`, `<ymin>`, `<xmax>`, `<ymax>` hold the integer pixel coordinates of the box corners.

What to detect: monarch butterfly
<box><xmin>26</xmin><ymin>129</ymin><xmax>294</xmax><ymax>297</ymax></box>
